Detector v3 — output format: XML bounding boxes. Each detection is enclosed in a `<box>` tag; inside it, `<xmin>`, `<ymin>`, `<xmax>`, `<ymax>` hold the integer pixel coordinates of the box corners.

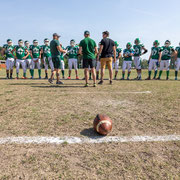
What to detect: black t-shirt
<box><xmin>100</xmin><ymin>38</ymin><xmax>115</xmax><ymax>58</ymax></box>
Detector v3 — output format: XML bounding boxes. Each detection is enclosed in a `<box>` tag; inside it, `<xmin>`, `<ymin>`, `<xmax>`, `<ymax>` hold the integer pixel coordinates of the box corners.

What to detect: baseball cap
<box><xmin>84</xmin><ymin>30</ymin><xmax>90</xmax><ymax>35</ymax></box>
<box><xmin>53</xmin><ymin>33</ymin><xmax>60</xmax><ymax>37</ymax></box>
<box><xmin>103</xmin><ymin>31</ymin><xmax>109</xmax><ymax>36</ymax></box>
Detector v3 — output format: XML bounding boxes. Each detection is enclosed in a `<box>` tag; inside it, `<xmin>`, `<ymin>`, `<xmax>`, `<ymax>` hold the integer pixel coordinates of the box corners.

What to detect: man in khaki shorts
<box><xmin>97</xmin><ymin>31</ymin><xmax>116</xmax><ymax>85</ymax></box>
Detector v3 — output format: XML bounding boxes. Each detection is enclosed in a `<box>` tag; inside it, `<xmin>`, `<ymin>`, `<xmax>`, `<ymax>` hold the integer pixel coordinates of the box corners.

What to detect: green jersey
<box><xmin>60</xmin><ymin>47</ymin><xmax>65</xmax><ymax>60</ymax></box>
<box><xmin>3</xmin><ymin>44</ymin><xmax>14</xmax><ymax>58</ymax></box>
<box><xmin>15</xmin><ymin>46</ymin><xmax>26</xmax><ymax>60</ymax></box>
<box><xmin>25</xmin><ymin>46</ymin><xmax>32</xmax><ymax>59</ymax></box>
<box><xmin>161</xmin><ymin>46</ymin><xmax>174</xmax><ymax>60</ymax></box>
<box><xmin>66</xmin><ymin>46</ymin><xmax>79</xmax><ymax>59</ymax></box>
<box><xmin>151</xmin><ymin>47</ymin><xmax>161</xmax><ymax>60</ymax></box>
<box><xmin>41</xmin><ymin>45</ymin><xmax>51</xmax><ymax>57</ymax></box>
<box><xmin>79</xmin><ymin>37</ymin><xmax>96</xmax><ymax>59</ymax></box>
<box><xmin>123</xmin><ymin>49</ymin><xmax>134</xmax><ymax>61</ymax></box>
<box><xmin>50</xmin><ymin>39</ymin><xmax>60</xmax><ymax>57</ymax></box>
<box><xmin>175</xmin><ymin>46</ymin><xmax>180</xmax><ymax>58</ymax></box>
<box><xmin>133</xmin><ymin>44</ymin><xmax>144</xmax><ymax>56</ymax></box>
<box><xmin>116</xmin><ymin>48</ymin><xmax>122</xmax><ymax>58</ymax></box>
<box><xmin>30</xmin><ymin>45</ymin><xmax>41</xmax><ymax>58</ymax></box>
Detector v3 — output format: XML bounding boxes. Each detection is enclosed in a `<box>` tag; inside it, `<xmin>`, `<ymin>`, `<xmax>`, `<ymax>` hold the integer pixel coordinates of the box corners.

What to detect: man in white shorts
<box><xmin>112</xmin><ymin>41</ymin><xmax>122</xmax><ymax>80</ymax></box>
<box><xmin>41</xmin><ymin>38</ymin><xmax>54</xmax><ymax>79</ymax></box>
<box><xmin>66</xmin><ymin>39</ymin><xmax>79</xmax><ymax>79</ymax></box>
<box><xmin>175</xmin><ymin>43</ymin><xmax>180</xmax><ymax>80</ymax></box>
<box><xmin>24</xmin><ymin>41</ymin><xmax>33</xmax><ymax>77</ymax></box>
<box><xmin>146</xmin><ymin>40</ymin><xmax>162</xmax><ymax>80</ymax></box>
<box><xmin>12</xmin><ymin>39</ymin><xmax>29</xmax><ymax>79</ymax></box>
<box><xmin>1</xmin><ymin>39</ymin><xmax>14</xmax><ymax>79</ymax></box>
<box><xmin>121</xmin><ymin>42</ymin><xmax>134</xmax><ymax>80</ymax></box>
<box><xmin>30</xmin><ymin>39</ymin><xmax>41</xmax><ymax>79</ymax></box>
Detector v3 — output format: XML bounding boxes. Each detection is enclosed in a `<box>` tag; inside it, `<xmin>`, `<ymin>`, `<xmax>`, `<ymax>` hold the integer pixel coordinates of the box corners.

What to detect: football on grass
<box><xmin>93</xmin><ymin>114</ymin><xmax>112</xmax><ymax>135</ymax></box>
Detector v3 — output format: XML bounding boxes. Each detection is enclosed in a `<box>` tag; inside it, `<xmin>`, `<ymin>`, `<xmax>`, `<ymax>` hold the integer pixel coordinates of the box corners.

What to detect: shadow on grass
<box><xmin>80</xmin><ymin>128</ymin><xmax>105</xmax><ymax>139</ymax></box>
<box><xmin>31</xmin><ymin>85</ymin><xmax>87</xmax><ymax>88</ymax></box>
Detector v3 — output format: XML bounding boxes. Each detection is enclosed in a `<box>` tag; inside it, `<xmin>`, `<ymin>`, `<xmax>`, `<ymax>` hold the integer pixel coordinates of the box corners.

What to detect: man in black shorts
<box><xmin>79</xmin><ymin>31</ymin><xmax>98</xmax><ymax>87</ymax></box>
<box><xmin>49</xmin><ymin>33</ymin><xmax>67</xmax><ymax>84</ymax></box>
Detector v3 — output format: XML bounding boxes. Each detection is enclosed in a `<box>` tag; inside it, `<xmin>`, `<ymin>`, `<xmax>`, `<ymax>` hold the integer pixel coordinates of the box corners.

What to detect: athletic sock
<box><xmin>89</xmin><ymin>72</ymin><xmax>91</xmax><ymax>79</ymax></box>
<box><xmin>175</xmin><ymin>71</ymin><xmax>178</xmax><ymax>78</ymax></box>
<box><xmin>159</xmin><ymin>70</ymin><xmax>162</xmax><ymax>78</ymax></box>
<box><xmin>154</xmin><ymin>70</ymin><xmax>157</xmax><ymax>79</ymax></box>
<box><xmin>32</xmin><ymin>69</ymin><xmax>34</xmax><ymax>77</ymax></box>
<box><xmin>166</xmin><ymin>70</ymin><xmax>169</xmax><ymax>78</ymax></box>
<box><xmin>96</xmin><ymin>74</ymin><xmax>99</xmax><ymax>79</ymax></box>
<box><xmin>7</xmin><ymin>73</ymin><xmax>9</xmax><ymax>78</ymax></box>
<box><xmin>122</xmin><ymin>73</ymin><xmax>125</xmax><ymax>79</ymax></box>
<box><xmin>23</xmin><ymin>73</ymin><xmax>26</xmax><ymax>77</ymax></box>
<box><xmin>16</xmin><ymin>73</ymin><xmax>19</xmax><ymax>78</ymax></box>
<box><xmin>148</xmin><ymin>71</ymin><xmax>151</xmax><ymax>78</ymax></box>
<box><xmin>30</xmin><ymin>69</ymin><xmax>32</xmax><ymax>76</ymax></box>
<box><xmin>128</xmin><ymin>72</ymin><xmax>131</xmax><ymax>78</ymax></box>
<box><xmin>38</xmin><ymin>69</ymin><xmax>41</xmax><ymax>77</ymax></box>
<box><xmin>62</xmin><ymin>70</ymin><xmax>64</xmax><ymax>77</ymax></box>
<box><xmin>10</xmin><ymin>72</ymin><xmax>12</xmax><ymax>78</ymax></box>
<box><xmin>45</xmin><ymin>72</ymin><xmax>48</xmax><ymax>78</ymax></box>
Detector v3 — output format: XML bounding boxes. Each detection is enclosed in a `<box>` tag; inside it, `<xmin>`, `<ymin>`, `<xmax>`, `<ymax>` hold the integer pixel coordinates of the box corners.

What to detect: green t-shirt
<box><xmin>79</xmin><ymin>37</ymin><xmax>96</xmax><ymax>59</ymax></box>
<box><xmin>175</xmin><ymin>46</ymin><xmax>180</xmax><ymax>58</ymax></box>
<box><xmin>15</xmin><ymin>46</ymin><xmax>26</xmax><ymax>60</ymax></box>
<box><xmin>133</xmin><ymin>44</ymin><xmax>144</xmax><ymax>56</ymax></box>
<box><xmin>50</xmin><ymin>39</ymin><xmax>60</xmax><ymax>57</ymax></box>
<box><xmin>3</xmin><ymin>44</ymin><xmax>14</xmax><ymax>58</ymax></box>
<box><xmin>123</xmin><ymin>49</ymin><xmax>134</xmax><ymax>61</ymax></box>
<box><xmin>42</xmin><ymin>45</ymin><xmax>51</xmax><ymax>57</ymax></box>
<box><xmin>151</xmin><ymin>47</ymin><xmax>161</xmax><ymax>60</ymax></box>
<box><xmin>161</xmin><ymin>46</ymin><xmax>174</xmax><ymax>60</ymax></box>
<box><xmin>30</xmin><ymin>45</ymin><xmax>41</xmax><ymax>58</ymax></box>
<box><xmin>66</xmin><ymin>46</ymin><xmax>79</xmax><ymax>59</ymax></box>
<box><xmin>25</xmin><ymin>46</ymin><xmax>32</xmax><ymax>59</ymax></box>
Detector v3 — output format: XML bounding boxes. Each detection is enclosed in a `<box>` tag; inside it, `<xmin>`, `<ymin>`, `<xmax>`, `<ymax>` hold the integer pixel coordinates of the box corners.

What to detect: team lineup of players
<box><xmin>1</xmin><ymin>38</ymin><xmax>180</xmax><ymax>80</ymax></box>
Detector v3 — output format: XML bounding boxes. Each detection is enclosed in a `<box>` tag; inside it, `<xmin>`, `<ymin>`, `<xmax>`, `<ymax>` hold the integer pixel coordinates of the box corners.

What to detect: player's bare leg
<box><xmin>84</xmin><ymin>68</ymin><xmax>89</xmax><ymax>87</ymax></box>
<box><xmin>91</xmin><ymin>68</ymin><xmax>96</xmax><ymax>87</ymax></box>
<box><xmin>109</xmin><ymin>68</ymin><xmax>113</xmax><ymax>84</ymax></box>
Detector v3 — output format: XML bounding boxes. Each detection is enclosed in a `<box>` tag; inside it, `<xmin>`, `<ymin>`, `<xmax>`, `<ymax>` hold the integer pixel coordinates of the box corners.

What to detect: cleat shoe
<box><xmin>114</xmin><ymin>77</ymin><xmax>117</xmax><ymax>80</ymax></box>
<box><xmin>120</xmin><ymin>77</ymin><xmax>125</xmax><ymax>80</ymax></box>
<box><xmin>156</xmin><ymin>77</ymin><xmax>161</xmax><ymax>80</ymax></box>
<box><xmin>48</xmin><ymin>78</ymin><xmax>53</xmax><ymax>84</ymax></box>
<box><xmin>98</xmin><ymin>80</ymin><xmax>103</xmax><ymax>85</ymax></box>
<box><xmin>145</xmin><ymin>77</ymin><xmax>151</xmax><ymax>80</ymax></box>
<box><xmin>56</xmin><ymin>81</ymin><xmax>64</xmax><ymax>85</ymax></box>
<box><xmin>134</xmin><ymin>77</ymin><xmax>138</xmax><ymax>80</ymax></box>
<box><xmin>110</xmin><ymin>80</ymin><xmax>113</xmax><ymax>85</ymax></box>
<box><xmin>166</xmin><ymin>77</ymin><xmax>169</xmax><ymax>80</ymax></box>
<box><xmin>39</xmin><ymin>76</ymin><xmax>41</xmax><ymax>79</ymax></box>
<box><xmin>82</xmin><ymin>77</ymin><xmax>85</xmax><ymax>80</ymax></box>
<box><xmin>127</xmin><ymin>77</ymin><xmax>130</xmax><ymax>80</ymax></box>
<box><xmin>44</xmin><ymin>76</ymin><xmax>48</xmax><ymax>79</ymax></box>
<box><xmin>15</xmin><ymin>77</ymin><xmax>19</xmax><ymax>80</ymax></box>
<box><xmin>76</xmin><ymin>76</ymin><xmax>79</xmax><ymax>80</ymax></box>
<box><xmin>67</xmin><ymin>76</ymin><xmax>71</xmax><ymax>80</ymax></box>
<box><xmin>30</xmin><ymin>76</ymin><xmax>34</xmax><ymax>79</ymax></box>
<box><xmin>84</xmin><ymin>83</ymin><xmax>89</xmax><ymax>87</ymax></box>
<box><xmin>175</xmin><ymin>77</ymin><xmax>178</xmax><ymax>80</ymax></box>
<box><xmin>138</xmin><ymin>76</ymin><xmax>142</xmax><ymax>80</ymax></box>
<box><xmin>63</xmin><ymin>76</ymin><xmax>65</xmax><ymax>79</ymax></box>
<box><xmin>93</xmin><ymin>83</ymin><xmax>97</xmax><ymax>87</ymax></box>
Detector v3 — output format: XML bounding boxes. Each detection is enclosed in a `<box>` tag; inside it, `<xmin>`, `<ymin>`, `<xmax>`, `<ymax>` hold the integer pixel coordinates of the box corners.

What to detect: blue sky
<box><xmin>1</xmin><ymin>0</ymin><xmax>180</xmax><ymax>58</ymax></box>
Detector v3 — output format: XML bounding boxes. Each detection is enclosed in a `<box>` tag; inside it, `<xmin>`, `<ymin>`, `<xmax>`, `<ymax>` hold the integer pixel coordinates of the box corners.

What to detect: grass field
<box><xmin>0</xmin><ymin>68</ymin><xmax>180</xmax><ymax>180</ymax></box>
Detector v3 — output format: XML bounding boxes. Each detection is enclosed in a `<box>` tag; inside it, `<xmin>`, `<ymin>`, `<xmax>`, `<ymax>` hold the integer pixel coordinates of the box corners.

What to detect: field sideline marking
<box><xmin>0</xmin><ymin>135</ymin><xmax>179</xmax><ymax>145</ymax></box>
<box><xmin>60</xmin><ymin>91</ymin><xmax>152</xmax><ymax>94</ymax></box>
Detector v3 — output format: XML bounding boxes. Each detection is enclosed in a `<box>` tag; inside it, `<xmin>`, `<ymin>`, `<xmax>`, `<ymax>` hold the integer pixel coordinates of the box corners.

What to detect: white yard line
<box><xmin>60</xmin><ymin>91</ymin><xmax>151</xmax><ymax>94</ymax></box>
<box><xmin>0</xmin><ymin>135</ymin><xmax>179</xmax><ymax>145</ymax></box>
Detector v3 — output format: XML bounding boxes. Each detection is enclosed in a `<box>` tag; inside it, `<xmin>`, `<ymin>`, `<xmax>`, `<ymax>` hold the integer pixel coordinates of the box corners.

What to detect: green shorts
<box><xmin>52</xmin><ymin>56</ymin><xmax>61</xmax><ymax>69</ymax></box>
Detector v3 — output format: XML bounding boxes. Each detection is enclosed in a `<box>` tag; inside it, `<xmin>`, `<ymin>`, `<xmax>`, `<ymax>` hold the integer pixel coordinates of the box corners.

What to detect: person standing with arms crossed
<box><xmin>79</xmin><ymin>31</ymin><xmax>97</xmax><ymax>87</ymax></box>
<box><xmin>49</xmin><ymin>33</ymin><xmax>67</xmax><ymax>84</ymax></box>
<box><xmin>97</xmin><ymin>31</ymin><xmax>116</xmax><ymax>85</ymax></box>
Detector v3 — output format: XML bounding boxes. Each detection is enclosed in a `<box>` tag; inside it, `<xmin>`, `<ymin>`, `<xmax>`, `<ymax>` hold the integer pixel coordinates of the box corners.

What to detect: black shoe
<box><xmin>138</xmin><ymin>76</ymin><xmax>142</xmax><ymax>80</ymax></box>
<box><xmin>110</xmin><ymin>80</ymin><xmax>113</xmax><ymax>85</ymax></box>
<box><xmin>84</xmin><ymin>83</ymin><xmax>89</xmax><ymax>87</ymax></box>
<box><xmin>114</xmin><ymin>76</ymin><xmax>117</xmax><ymax>80</ymax></box>
<box><xmin>56</xmin><ymin>81</ymin><xmax>64</xmax><ymax>85</ymax></box>
<box><xmin>145</xmin><ymin>77</ymin><xmax>151</xmax><ymax>80</ymax></box>
<box><xmin>166</xmin><ymin>77</ymin><xmax>169</xmax><ymax>80</ymax></box>
<box><xmin>48</xmin><ymin>78</ymin><xmax>53</xmax><ymax>84</ymax></box>
<box><xmin>98</xmin><ymin>80</ymin><xmax>103</xmax><ymax>85</ymax></box>
<box><xmin>156</xmin><ymin>77</ymin><xmax>161</xmax><ymax>80</ymax></box>
<box><xmin>127</xmin><ymin>77</ymin><xmax>130</xmax><ymax>80</ymax></box>
<box><xmin>44</xmin><ymin>76</ymin><xmax>48</xmax><ymax>79</ymax></box>
<box><xmin>120</xmin><ymin>77</ymin><xmax>125</xmax><ymax>80</ymax></box>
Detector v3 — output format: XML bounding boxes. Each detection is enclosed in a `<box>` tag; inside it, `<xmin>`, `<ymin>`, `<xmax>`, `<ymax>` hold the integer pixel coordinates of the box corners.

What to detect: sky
<box><xmin>0</xmin><ymin>0</ymin><xmax>180</xmax><ymax>59</ymax></box>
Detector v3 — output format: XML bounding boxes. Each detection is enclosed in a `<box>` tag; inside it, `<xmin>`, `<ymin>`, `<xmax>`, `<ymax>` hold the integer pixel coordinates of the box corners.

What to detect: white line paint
<box><xmin>60</xmin><ymin>91</ymin><xmax>151</xmax><ymax>94</ymax></box>
<box><xmin>0</xmin><ymin>135</ymin><xmax>179</xmax><ymax>145</ymax></box>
